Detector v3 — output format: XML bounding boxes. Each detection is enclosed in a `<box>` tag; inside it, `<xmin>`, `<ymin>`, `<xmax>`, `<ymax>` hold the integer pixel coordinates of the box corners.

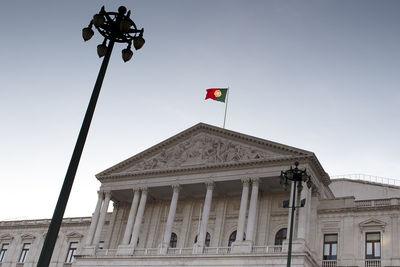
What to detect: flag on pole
<box><xmin>205</xmin><ymin>88</ymin><xmax>228</xmax><ymax>103</ymax></box>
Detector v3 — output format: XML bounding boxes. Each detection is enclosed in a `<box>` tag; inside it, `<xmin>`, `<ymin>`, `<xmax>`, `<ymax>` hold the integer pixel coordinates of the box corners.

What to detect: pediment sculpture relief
<box><xmin>124</xmin><ymin>133</ymin><xmax>282</xmax><ymax>172</ymax></box>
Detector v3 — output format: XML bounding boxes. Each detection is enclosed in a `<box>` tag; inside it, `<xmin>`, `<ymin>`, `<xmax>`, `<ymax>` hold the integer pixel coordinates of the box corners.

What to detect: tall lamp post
<box><xmin>280</xmin><ymin>162</ymin><xmax>312</xmax><ymax>267</ymax></box>
<box><xmin>36</xmin><ymin>6</ymin><xmax>145</xmax><ymax>267</ymax></box>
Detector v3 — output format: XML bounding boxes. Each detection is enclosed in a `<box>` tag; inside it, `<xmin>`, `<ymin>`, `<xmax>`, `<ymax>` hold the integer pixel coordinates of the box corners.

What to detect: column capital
<box><xmin>241</xmin><ymin>178</ymin><xmax>251</xmax><ymax>185</ymax></box>
<box><xmin>113</xmin><ymin>201</ymin><xmax>120</xmax><ymax>209</ymax></box>
<box><xmin>132</xmin><ymin>187</ymin><xmax>140</xmax><ymax>193</ymax></box>
<box><xmin>104</xmin><ymin>191</ymin><xmax>112</xmax><ymax>198</ymax></box>
<box><xmin>140</xmin><ymin>187</ymin><xmax>148</xmax><ymax>193</ymax></box>
<box><xmin>97</xmin><ymin>190</ymin><xmax>104</xmax><ymax>197</ymax></box>
<box><xmin>172</xmin><ymin>184</ymin><xmax>181</xmax><ymax>192</ymax></box>
<box><xmin>205</xmin><ymin>181</ymin><xmax>215</xmax><ymax>190</ymax></box>
<box><xmin>251</xmin><ymin>177</ymin><xmax>260</xmax><ymax>185</ymax></box>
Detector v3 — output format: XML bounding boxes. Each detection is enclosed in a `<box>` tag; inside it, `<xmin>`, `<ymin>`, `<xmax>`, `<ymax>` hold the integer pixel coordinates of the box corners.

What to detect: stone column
<box><xmin>85</xmin><ymin>191</ymin><xmax>104</xmax><ymax>246</ymax></box>
<box><xmin>161</xmin><ymin>184</ymin><xmax>180</xmax><ymax>252</ymax></box>
<box><xmin>211</xmin><ymin>198</ymin><xmax>227</xmax><ymax>247</ymax></box>
<box><xmin>236</xmin><ymin>178</ymin><xmax>250</xmax><ymax>242</ymax></box>
<box><xmin>179</xmin><ymin>200</ymin><xmax>195</xmax><ymax>248</ymax></box>
<box><xmin>391</xmin><ymin>215</ymin><xmax>400</xmax><ymax>265</ymax></box>
<box><xmin>93</xmin><ymin>191</ymin><xmax>111</xmax><ymax>246</ymax></box>
<box><xmin>104</xmin><ymin>201</ymin><xmax>119</xmax><ymax>249</ymax></box>
<box><xmin>121</xmin><ymin>189</ymin><xmax>141</xmax><ymax>245</ymax></box>
<box><xmin>245</xmin><ymin>178</ymin><xmax>259</xmax><ymax>243</ymax></box>
<box><xmin>297</xmin><ymin>185</ymin><xmax>309</xmax><ymax>240</ymax></box>
<box><xmin>130</xmin><ymin>188</ymin><xmax>148</xmax><ymax>248</ymax></box>
<box><xmin>194</xmin><ymin>182</ymin><xmax>214</xmax><ymax>253</ymax></box>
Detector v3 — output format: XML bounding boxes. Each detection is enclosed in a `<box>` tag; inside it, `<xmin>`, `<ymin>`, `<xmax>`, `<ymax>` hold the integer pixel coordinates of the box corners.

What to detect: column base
<box><xmin>282</xmin><ymin>239</ymin><xmax>307</xmax><ymax>253</ymax></box>
<box><xmin>231</xmin><ymin>240</ymin><xmax>252</xmax><ymax>253</ymax></box>
<box><xmin>116</xmin><ymin>244</ymin><xmax>135</xmax><ymax>255</ymax></box>
<box><xmin>79</xmin><ymin>245</ymin><xmax>96</xmax><ymax>256</ymax></box>
<box><xmin>192</xmin><ymin>243</ymin><xmax>204</xmax><ymax>254</ymax></box>
<box><xmin>159</xmin><ymin>243</ymin><xmax>169</xmax><ymax>254</ymax></box>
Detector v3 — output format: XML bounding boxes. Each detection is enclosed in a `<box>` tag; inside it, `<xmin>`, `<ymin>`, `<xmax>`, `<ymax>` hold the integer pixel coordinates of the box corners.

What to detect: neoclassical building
<box><xmin>1</xmin><ymin>123</ymin><xmax>399</xmax><ymax>267</ymax></box>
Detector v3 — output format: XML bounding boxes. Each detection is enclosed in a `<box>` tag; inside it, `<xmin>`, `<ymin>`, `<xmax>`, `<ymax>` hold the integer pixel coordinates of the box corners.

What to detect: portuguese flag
<box><xmin>205</xmin><ymin>88</ymin><xmax>228</xmax><ymax>102</ymax></box>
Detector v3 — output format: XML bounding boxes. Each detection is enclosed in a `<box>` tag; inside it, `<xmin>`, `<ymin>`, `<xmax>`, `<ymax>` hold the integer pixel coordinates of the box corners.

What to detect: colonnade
<box><xmin>85</xmin><ymin>188</ymin><xmax>149</xmax><ymax>250</ymax></box>
<box><xmin>85</xmin><ymin>177</ymin><xmax>311</xmax><ymax>254</ymax></box>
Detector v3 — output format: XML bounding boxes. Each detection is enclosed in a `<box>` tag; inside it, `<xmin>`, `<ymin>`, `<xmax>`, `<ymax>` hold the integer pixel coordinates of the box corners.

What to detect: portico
<box><xmin>78</xmin><ymin>123</ymin><xmax>331</xmax><ymax>266</ymax></box>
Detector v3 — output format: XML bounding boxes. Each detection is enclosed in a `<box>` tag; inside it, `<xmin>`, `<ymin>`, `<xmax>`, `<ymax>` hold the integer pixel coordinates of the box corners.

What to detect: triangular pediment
<box><xmin>97</xmin><ymin>123</ymin><xmax>313</xmax><ymax>180</ymax></box>
<box><xmin>66</xmin><ymin>231</ymin><xmax>83</xmax><ymax>239</ymax></box>
<box><xmin>0</xmin><ymin>233</ymin><xmax>13</xmax><ymax>241</ymax></box>
<box><xmin>359</xmin><ymin>218</ymin><xmax>386</xmax><ymax>229</ymax></box>
<box><xmin>21</xmin><ymin>233</ymin><xmax>36</xmax><ymax>240</ymax></box>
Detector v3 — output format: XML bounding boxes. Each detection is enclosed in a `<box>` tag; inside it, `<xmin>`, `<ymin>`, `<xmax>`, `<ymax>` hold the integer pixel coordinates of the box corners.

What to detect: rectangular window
<box><xmin>0</xmin><ymin>243</ymin><xmax>9</xmax><ymax>262</ymax></box>
<box><xmin>323</xmin><ymin>234</ymin><xmax>338</xmax><ymax>260</ymax></box>
<box><xmin>366</xmin><ymin>232</ymin><xmax>381</xmax><ymax>259</ymax></box>
<box><xmin>19</xmin><ymin>243</ymin><xmax>30</xmax><ymax>263</ymax></box>
<box><xmin>65</xmin><ymin>242</ymin><xmax>78</xmax><ymax>263</ymax></box>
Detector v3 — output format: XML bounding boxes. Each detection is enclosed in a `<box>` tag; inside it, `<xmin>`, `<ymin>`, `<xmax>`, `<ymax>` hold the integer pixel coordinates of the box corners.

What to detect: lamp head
<box><xmin>120</xmin><ymin>19</ymin><xmax>132</xmax><ymax>33</ymax></box>
<box><xmin>82</xmin><ymin>27</ymin><xmax>94</xmax><ymax>41</ymax></box>
<box><xmin>122</xmin><ymin>47</ymin><xmax>133</xmax><ymax>62</ymax></box>
<box><xmin>133</xmin><ymin>34</ymin><xmax>145</xmax><ymax>50</ymax></box>
<box><xmin>93</xmin><ymin>14</ymin><xmax>105</xmax><ymax>27</ymax></box>
<box><xmin>97</xmin><ymin>43</ymin><xmax>107</xmax><ymax>58</ymax></box>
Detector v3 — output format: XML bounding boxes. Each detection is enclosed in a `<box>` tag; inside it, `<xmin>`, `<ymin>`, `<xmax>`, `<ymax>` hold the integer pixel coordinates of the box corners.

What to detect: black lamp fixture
<box><xmin>82</xmin><ymin>6</ymin><xmax>145</xmax><ymax>62</ymax></box>
<box><xmin>36</xmin><ymin>6</ymin><xmax>145</xmax><ymax>267</ymax></box>
<box><xmin>280</xmin><ymin>162</ymin><xmax>313</xmax><ymax>267</ymax></box>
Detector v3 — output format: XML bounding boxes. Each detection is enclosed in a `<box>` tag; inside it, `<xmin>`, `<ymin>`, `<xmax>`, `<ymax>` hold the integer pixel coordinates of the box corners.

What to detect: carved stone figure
<box><xmin>123</xmin><ymin>133</ymin><xmax>281</xmax><ymax>173</ymax></box>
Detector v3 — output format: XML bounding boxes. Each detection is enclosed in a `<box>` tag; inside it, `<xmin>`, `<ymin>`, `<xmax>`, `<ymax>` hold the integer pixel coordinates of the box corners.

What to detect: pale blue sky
<box><xmin>0</xmin><ymin>0</ymin><xmax>399</xmax><ymax>219</ymax></box>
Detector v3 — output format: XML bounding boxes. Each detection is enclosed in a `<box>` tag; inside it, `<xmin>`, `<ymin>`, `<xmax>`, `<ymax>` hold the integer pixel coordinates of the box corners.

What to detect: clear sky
<box><xmin>1</xmin><ymin>0</ymin><xmax>399</xmax><ymax>220</ymax></box>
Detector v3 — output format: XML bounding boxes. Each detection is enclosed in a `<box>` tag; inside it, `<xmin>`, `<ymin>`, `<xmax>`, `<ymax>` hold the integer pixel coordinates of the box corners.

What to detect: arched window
<box><xmin>194</xmin><ymin>232</ymin><xmax>211</xmax><ymax>247</ymax></box>
<box><xmin>170</xmin><ymin>232</ymin><xmax>178</xmax><ymax>248</ymax></box>
<box><xmin>274</xmin><ymin>228</ymin><xmax>287</xmax><ymax>245</ymax></box>
<box><xmin>228</xmin><ymin>231</ymin><xmax>246</xmax><ymax>247</ymax></box>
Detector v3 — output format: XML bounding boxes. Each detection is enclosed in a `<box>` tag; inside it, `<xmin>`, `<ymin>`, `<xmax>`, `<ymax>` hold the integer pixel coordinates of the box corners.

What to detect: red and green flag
<box><xmin>205</xmin><ymin>88</ymin><xmax>228</xmax><ymax>103</ymax></box>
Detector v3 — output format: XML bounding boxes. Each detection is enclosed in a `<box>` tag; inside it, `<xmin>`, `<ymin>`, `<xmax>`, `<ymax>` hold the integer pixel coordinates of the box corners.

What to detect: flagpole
<box><xmin>223</xmin><ymin>87</ymin><xmax>229</xmax><ymax>129</ymax></box>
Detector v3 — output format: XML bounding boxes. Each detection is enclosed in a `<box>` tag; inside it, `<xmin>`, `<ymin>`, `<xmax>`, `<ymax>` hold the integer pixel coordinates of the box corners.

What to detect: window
<box><xmin>227</xmin><ymin>231</ymin><xmax>246</xmax><ymax>247</ymax></box>
<box><xmin>19</xmin><ymin>243</ymin><xmax>30</xmax><ymax>263</ymax></box>
<box><xmin>366</xmin><ymin>232</ymin><xmax>381</xmax><ymax>259</ymax></box>
<box><xmin>65</xmin><ymin>242</ymin><xmax>78</xmax><ymax>263</ymax></box>
<box><xmin>194</xmin><ymin>232</ymin><xmax>211</xmax><ymax>247</ymax></box>
<box><xmin>0</xmin><ymin>243</ymin><xmax>9</xmax><ymax>262</ymax></box>
<box><xmin>323</xmin><ymin>234</ymin><xmax>338</xmax><ymax>260</ymax></box>
<box><xmin>275</xmin><ymin>228</ymin><xmax>287</xmax><ymax>246</ymax></box>
<box><xmin>170</xmin><ymin>233</ymin><xmax>177</xmax><ymax>248</ymax></box>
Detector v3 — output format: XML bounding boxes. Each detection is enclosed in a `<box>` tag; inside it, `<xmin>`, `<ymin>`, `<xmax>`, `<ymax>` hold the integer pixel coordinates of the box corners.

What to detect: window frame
<box><xmin>18</xmin><ymin>243</ymin><xmax>31</xmax><ymax>263</ymax></box>
<box><xmin>65</xmin><ymin>242</ymin><xmax>78</xmax><ymax>263</ymax></box>
<box><xmin>0</xmin><ymin>243</ymin><xmax>9</xmax><ymax>262</ymax></box>
<box><xmin>170</xmin><ymin>232</ymin><xmax>178</xmax><ymax>248</ymax></box>
<box><xmin>228</xmin><ymin>231</ymin><xmax>246</xmax><ymax>247</ymax></box>
<box><xmin>322</xmin><ymin>233</ymin><xmax>338</xmax><ymax>260</ymax></box>
<box><xmin>365</xmin><ymin>232</ymin><xmax>381</xmax><ymax>260</ymax></box>
<box><xmin>274</xmin><ymin>228</ymin><xmax>287</xmax><ymax>246</ymax></box>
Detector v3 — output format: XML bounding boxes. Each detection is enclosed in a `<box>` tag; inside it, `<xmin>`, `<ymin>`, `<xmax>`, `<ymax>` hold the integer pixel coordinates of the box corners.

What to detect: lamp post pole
<box><xmin>280</xmin><ymin>162</ymin><xmax>313</xmax><ymax>267</ymax></box>
<box><xmin>36</xmin><ymin>6</ymin><xmax>145</xmax><ymax>267</ymax></box>
<box><xmin>286</xmin><ymin>180</ymin><xmax>296</xmax><ymax>267</ymax></box>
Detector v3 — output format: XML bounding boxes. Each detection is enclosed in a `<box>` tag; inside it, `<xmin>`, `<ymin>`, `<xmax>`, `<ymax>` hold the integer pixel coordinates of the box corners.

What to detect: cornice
<box><xmin>318</xmin><ymin>205</ymin><xmax>400</xmax><ymax>215</ymax></box>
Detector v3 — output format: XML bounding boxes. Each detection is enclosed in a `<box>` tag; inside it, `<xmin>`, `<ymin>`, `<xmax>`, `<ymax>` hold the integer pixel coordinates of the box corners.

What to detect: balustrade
<box><xmin>322</xmin><ymin>260</ymin><xmax>337</xmax><ymax>267</ymax></box>
<box><xmin>89</xmin><ymin>245</ymin><xmax>282</xmax><ymax>257</ymax></box>
<box><xmin>365</xmin><ymin>259</ymin><xmax>381</xmax><ymax>267</ymax></box>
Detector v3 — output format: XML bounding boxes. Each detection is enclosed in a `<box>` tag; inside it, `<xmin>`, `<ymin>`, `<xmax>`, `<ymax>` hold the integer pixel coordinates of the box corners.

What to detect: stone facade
<box><xmin>1</xmin><ymin>123</ymin><xmax>399</xmax><ymax>267</ymax></box>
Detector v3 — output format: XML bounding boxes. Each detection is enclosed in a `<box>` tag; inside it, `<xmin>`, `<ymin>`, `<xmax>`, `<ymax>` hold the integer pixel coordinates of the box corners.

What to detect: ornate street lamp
<box><xmin>280</xmin><ymin>162</ymin><xmax>312</xmax><ymax>267</ymax></box>
<box><xmin>36</xmin><ymin>6</ymin><xmax>145</xmax><ymax>267</ymax></box>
